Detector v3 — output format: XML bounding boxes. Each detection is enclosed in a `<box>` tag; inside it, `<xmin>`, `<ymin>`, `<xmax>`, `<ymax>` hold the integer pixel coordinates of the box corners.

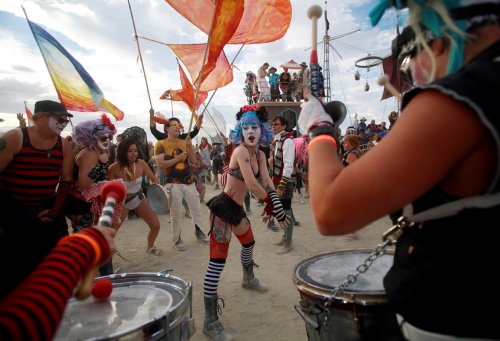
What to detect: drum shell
<box><xmin>54</xmin><ymin>272</ymin><xmax>195</xmax><ymax>341</ymax></box>
<box><xmin>293</xmin><ymin>249</ymin><xmax>397</xmax><ymax>341</ymax></box>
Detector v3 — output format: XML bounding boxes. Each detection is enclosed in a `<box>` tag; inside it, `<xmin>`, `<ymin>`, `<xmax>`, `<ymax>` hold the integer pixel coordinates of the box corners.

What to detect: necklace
<box><xmin>124</xmin><ymin>162</ymin><xmax>136</xmax><ymax>182</ymax></box>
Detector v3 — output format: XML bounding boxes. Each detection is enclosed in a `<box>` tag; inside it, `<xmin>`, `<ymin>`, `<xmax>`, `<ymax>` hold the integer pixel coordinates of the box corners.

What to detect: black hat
<box><xmin>300</xmin><ymin>62</ymin><xmax>307</xmax><ymax>67</ymax></box>
<box><xmin>269</xmin><ymin>66</ymin><xmax>277</xmax><ymax>72</ymax></box>
<box><xmin>34</xmin><ymin>100</ymin><xmax>73</xmax><ymax>117</ymax></box>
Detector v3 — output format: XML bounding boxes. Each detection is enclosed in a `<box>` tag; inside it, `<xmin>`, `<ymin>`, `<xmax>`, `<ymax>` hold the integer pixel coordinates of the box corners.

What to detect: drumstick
<box><xmin>307</xmin><ymin>5</ymin><xmax>323</xmax><ymax>99</ymax></box>
<box><xmin>99</xmin><ymin>180</ymin><xmax>127</xmax><ymax>227</ymax></box>
<box><xmin>377</xmin><ymin>74</ymin><xmax>402</xmax><ymax>101</ymax></box>
<box><xmin>74</xmin><ymin>181</ymin><xmax>125</xmax><ymax>299</ymax></box>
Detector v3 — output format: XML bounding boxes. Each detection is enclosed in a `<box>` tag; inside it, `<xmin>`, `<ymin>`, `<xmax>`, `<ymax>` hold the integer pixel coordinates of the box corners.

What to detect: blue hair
<box><xmin>229</xmin><ymin>111</ymin><xmax>273</xmax><ymax>146</ymax></box>
<box><xmin>370</xmin><ymin>0</ymin><xmax>468</xmax><ymax>75</ymax></box>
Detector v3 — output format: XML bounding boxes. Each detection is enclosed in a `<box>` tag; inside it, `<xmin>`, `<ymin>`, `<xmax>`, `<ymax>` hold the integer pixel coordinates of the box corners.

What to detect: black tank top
<box><xmin>384</xmin><ymin>41</ymin><xmax>500</xmax><ymax>338</ymax></box>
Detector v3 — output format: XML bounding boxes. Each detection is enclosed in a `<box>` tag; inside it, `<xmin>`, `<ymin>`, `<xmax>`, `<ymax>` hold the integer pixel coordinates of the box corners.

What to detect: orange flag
<box><xmin>195</xmin><ymin>0</ymin><xmax>243</xmax><ymax>86</ymax></box>
<box><xmin>168</xmin><ymin>44</ymin><xmax>233</xmax><ymax>91</ymax></box>
<box><xmin>164</xmin><ymin>0</ymin><xmax>291</xmax><ymax>44</ymax></box>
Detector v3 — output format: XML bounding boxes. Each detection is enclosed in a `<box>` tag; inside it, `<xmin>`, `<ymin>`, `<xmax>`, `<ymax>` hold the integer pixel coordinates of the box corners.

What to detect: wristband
<box><xmin>309</xmin><ymin>123</ymin><xmax>335</xmax><ymax>139</ymax></box>
<box><xmin>307</xmin><ymin>135</ymin><xmax>338</xmax><ymax>152</ymax></box>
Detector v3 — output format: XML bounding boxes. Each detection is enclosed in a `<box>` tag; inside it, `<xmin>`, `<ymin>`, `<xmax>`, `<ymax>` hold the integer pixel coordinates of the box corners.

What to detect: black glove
<box><xmin>264</xmin><ymin>190</ymin><xmax>287</xmax><ymax>222</ymax></box>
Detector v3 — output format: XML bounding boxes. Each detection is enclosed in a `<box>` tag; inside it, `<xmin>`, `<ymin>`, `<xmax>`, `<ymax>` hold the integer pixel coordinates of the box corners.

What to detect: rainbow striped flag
<box><xmin>26</xmin><ymin>20</ymin><xmax>124</xmax><ymax>120</ymax></box>
<box><xmin>24</xmin><ymin>101</ymin><xmax>34</xmax><ymax>126</ymax></box>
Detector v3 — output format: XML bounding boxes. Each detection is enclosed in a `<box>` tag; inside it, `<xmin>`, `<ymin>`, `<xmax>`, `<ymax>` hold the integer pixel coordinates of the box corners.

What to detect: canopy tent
<box><xmin>279</xmin><ymin>60</ymin><xmax>302</xmax><ymax>70</ymax></box>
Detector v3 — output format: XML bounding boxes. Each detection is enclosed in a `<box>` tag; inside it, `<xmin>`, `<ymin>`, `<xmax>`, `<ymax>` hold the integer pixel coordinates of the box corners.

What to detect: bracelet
<box><xmin>59</xmin><ymin>233</ymin><xmax>102</xmax><ymax>266</ymax></box>
<box><xmin>307</xmin><ymin>135</ymin><xmax>337</xmax><ymax>152</ymax></box>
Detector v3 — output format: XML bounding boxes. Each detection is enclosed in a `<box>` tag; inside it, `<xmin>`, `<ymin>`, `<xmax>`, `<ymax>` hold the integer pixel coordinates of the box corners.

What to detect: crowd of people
<box><xmin>1</xmin><ymin>0</ymin><xmax>499</xmax><ymax>339</ymax></box>
<box><xmin>244</xmin><ymin>61</ymin><xmax>320</xmax><ymax>104</ymax></box>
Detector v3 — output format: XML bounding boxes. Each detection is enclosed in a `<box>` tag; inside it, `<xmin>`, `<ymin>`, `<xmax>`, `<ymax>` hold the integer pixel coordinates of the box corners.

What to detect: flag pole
<box><xmin>197</xmin><ymin>43</ymin><xmax>245</xmax><ymax>120</ymax></box>
<box><xmin>127</xmin><ymin>0</ymin><xmax>154</xmax><ymax>111</ymax></box>
<box><xmin>188</xmin><ymin>0</ymin><xmax>220</xmax><ymax>133</ymax></box>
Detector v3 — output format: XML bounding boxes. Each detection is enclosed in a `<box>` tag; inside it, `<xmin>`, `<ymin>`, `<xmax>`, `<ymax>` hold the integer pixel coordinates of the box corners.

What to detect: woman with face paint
<box><xmin>70</xmin><ymin>115</ymin><xmax>120</xmax><ymax>226</ymax></box>
<box><xmin>71</xmin><ymin>115</ymin><xmax>119</xmax><ymax>275</ymax></box>
<box><xmin>202</xmin><ymin>105</ymin><xmax>290</xmax><ymax>341</ymax></box>
<box><xmin>107</xmin><ymin>138</ymin><xmax>163</xmax><ymax>256</ymax></box>
<box><xmin>298</xmin><ymin>0</ymin><xmax>500</xmax><ymax>339</ymax></box>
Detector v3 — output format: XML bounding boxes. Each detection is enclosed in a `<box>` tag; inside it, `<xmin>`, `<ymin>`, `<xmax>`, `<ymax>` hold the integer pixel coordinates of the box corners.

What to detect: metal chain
<box><xmin>322</xmin><ymin>217</ymin><xmax>414</xmax><ymax>327</ymax></box>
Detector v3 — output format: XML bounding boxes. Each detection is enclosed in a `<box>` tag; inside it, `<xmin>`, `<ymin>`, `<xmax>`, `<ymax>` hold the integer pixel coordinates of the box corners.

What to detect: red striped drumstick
<box><xmin>307</xmin><ymin>5</ymin><xmax>323</xmax><ymax>99</ymax></box>
<box><xmin>98</xmin><ymin>181</ymin><xmax>126</xmax><ymax>227</ymax></box>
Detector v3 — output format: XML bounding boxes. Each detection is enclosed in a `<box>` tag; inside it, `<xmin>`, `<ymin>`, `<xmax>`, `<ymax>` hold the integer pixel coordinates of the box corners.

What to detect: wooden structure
<box><xmin>260</xmin><ymin>101</ymin><xmax>302</xmax><ymax>133</ymax></box>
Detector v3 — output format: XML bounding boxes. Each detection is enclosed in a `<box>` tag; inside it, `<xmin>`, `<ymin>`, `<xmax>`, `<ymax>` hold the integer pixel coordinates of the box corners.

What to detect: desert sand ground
<box><xmin>111</xmin><ymin>184</ymin><xmax>394</xmax><ymax>341</ymax></box>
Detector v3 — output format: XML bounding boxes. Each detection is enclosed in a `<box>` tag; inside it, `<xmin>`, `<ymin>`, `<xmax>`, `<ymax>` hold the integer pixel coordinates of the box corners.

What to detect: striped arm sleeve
<box><xmin>0</xmin><ymin>228</ymin><xmax>110</xmax><ymax>341</ymax></box>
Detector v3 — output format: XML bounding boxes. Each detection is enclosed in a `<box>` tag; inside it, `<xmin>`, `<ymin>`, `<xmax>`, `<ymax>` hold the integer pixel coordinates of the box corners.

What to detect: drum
<box><xmin>147</xmin><ymin>183</ymin><xmax>169</xmax><ymax>215</ymax></box>
<box><xmin>54</xmin><ymin>272</ymin><xmax>195</xmax><ymax>340</ymax></box>
<box><xmin>293</xmin><ymin>249</ymin><xmax>397</xmax><ymax>341</ymax></box>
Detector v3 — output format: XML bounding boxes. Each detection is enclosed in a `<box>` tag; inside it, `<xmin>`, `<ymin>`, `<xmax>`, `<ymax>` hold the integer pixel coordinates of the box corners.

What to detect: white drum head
<box><xmin>147</xmin><ymin>184</ymin><xmax>169</xmax><ymax>215</ymax></box>
<box><xmin>54</xmin><ymin>273</ymin><xmax>191</xmax><ymax>340</ymax></box>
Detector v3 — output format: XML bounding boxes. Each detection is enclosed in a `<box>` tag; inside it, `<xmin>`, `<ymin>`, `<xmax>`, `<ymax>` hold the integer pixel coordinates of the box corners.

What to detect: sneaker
<box><xmin>174</xmin><ymin>239</ymin><xmax>187</xmax><ymax>251</ymax></box>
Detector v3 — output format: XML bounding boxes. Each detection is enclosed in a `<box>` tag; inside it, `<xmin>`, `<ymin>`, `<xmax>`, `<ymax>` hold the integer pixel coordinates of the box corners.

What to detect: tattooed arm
<box><xmin>0</xmin><ymin>128</ymin><xmax>22</xmax><ymax>174</ymax></box>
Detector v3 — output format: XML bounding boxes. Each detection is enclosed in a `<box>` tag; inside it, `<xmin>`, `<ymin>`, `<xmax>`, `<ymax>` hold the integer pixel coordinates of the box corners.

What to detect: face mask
<box><xmin>48</xmin><ymin>116</ymin><xmax>69</xmax><ymax>134</ymax></box>
<box><xmin>242</xmin><ymin>123</ymin><xmax>261</xmax><ymax>147</ymax></box>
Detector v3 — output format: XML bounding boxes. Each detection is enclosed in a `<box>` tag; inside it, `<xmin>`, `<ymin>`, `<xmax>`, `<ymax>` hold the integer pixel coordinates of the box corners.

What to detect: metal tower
<box><xmin>321</xmin><ymin>1</ymin><xmax>359</xmax><ymax>102</ymax></box>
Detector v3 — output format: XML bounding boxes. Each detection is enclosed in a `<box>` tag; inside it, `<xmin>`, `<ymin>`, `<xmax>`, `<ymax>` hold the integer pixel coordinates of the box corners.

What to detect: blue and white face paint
<box><xmin>48</xmin><ymin>116</ymin><xmax>69</xmax><ymax>135</ymax></box>
<box><xmin>242</xmin><ymin>122</ymin><xmax>261</xmax><ymax>147</ymax></box>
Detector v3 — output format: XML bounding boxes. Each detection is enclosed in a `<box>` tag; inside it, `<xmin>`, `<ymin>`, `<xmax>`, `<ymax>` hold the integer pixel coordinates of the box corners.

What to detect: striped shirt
<box><xmin>0</xmin><ymin>228</ymin><xmax>111</xmax><ymax>341</ymax></box>
<box><xmin>0</xmin><ymin>128</ymin><xmax>63</xmax><ymax>206</ymax></box>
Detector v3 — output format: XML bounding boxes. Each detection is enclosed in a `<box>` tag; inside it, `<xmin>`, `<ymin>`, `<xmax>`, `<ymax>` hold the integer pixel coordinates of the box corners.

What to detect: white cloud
<box><xmin>0</xmin><ymin>0</ymin><xmax>403</xmax><ymax>140</ymax></box>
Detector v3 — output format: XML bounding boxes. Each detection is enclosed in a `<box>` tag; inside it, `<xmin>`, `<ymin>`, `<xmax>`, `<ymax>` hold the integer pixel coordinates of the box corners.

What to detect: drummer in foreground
<box><xmin>203</xmin><ymin>104</ymin><xmax>289</xmax><ymax>340</ymax></box>
<box><xmin>0</xmin><ymin>222</ymin><xmax>115</xmax><ymax>340</ymax></box>
<box><xmin>299</xmin><ymin>0</ymin><xmax>500</xmax><ymax>339</ymax></box>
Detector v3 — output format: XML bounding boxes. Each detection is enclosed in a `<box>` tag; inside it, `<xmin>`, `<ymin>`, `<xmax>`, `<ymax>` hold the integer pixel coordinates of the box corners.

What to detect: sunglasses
<box><xmin>98</xmin><ymin>135</ymin><xmax>112</xmax><ymax>142</ymax></box>
<box><xmin>48</xmin><ymin>115</ymin><xmax>69</xmax><ymax>125</ymax></box>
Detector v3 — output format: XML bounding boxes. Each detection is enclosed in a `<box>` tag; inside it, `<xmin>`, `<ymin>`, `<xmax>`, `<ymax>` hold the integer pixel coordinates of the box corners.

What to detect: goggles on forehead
<box><xmin>391</xmin><ymin>2</ymin><xmax>500</xmax><ymax>62</ymax></box>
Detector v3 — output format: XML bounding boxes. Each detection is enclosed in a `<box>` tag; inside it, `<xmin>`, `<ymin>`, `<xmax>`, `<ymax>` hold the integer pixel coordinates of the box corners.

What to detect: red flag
<box><xmin>167</xmin><ymin>63</ymin><xmax>208</xmax><ymax>116</ymax></box>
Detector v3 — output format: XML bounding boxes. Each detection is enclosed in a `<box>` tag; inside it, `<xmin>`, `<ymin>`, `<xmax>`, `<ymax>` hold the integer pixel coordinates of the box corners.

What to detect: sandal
<box><xmin>147</xmin><ymin>246</ymin><xmax>164</xmax><ymax>256</ymax></box>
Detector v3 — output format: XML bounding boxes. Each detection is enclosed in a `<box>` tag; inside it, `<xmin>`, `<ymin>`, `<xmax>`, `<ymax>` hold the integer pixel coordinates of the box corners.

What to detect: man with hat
<box><xmin>0</xmin><ymin>99</ymin><xmax>74</xmax><ymax>296</ymax></box>
<box><xmin>296</xmin><ymin>61</ymin><xmax>310</xmax><ymax>102</ymax></box>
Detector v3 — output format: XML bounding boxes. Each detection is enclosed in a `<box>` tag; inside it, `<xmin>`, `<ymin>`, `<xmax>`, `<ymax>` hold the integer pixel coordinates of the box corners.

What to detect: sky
<box><xmin>0</xmin><ymin>0</ymin><xmax>405</xmax><ymax>143</ymax></box>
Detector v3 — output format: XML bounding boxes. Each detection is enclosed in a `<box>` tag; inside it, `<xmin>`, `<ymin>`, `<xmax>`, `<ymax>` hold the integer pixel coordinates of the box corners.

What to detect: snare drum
<box><xmin>54</xmin><ymin>272</ymin><xmax>195</xmax><ymax>340</ymax></box>
<box><xmin>293</xmin><ymin>249</ymin><xmax>397</xmax><ymax>341</ymax></box>
<box><xmin>147</xmin><ymin>184</ymin><xmax>169</xmax><ymax>215</ymax></box>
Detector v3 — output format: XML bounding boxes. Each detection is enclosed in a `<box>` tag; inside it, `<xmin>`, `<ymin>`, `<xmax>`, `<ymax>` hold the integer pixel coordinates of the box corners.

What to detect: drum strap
<box><xmin>402</xmin><ymin>192</ymin><xmax>500</xmax><ymax>222</ymax></box>
<box><xmin>396</xmin><ymin>315</ymin><xmax>486</xmax><ymax>341</ymax></box>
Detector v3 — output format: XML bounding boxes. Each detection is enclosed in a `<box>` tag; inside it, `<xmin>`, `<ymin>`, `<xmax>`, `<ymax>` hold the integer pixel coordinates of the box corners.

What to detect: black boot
<box><xmin>203</xmin><ymin>295</ymin><xmax>233</xmax><ymax>341</ymax></box>
<box><xmin>242</xmin><ymin>263</ymin><xmax>268</xmax><ymax>292</ymax></box>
